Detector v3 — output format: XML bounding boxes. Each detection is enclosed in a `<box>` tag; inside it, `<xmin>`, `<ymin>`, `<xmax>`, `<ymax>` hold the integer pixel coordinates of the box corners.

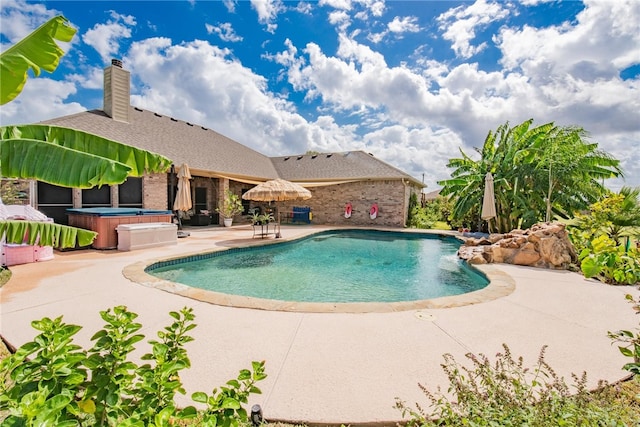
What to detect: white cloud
<box><xmin>206</xmin><ymin>22</ymin><xmax>243</xmax><ymax>42</ymax></box>
<box><xmin>223</xmin><ymin>0</ymin><xmax>237</xmax><ymax>13</ymax></box>
<box><xmin>0</xmin><ymin>0</ymin><xmax>76</xmax><ymax>55</ymax></box>
<box><xmin>250</xmin><ymin>0</ymin><xmax>284</xmax><ymax>33</ymax></box>
<box><xmin>0</xmin><ymin>78</ymin><xmax>85</xmax><ymax>125</ymax></box>
<box><xmin>328</xmin><ymin>10</ymin><xmax>351</xmax><ymax>32</ymax></box>
<box><xmin>82</xmin><ymin>11</ymin><xmax>136</xmax><ymax>64</ymax></box>
<box><xmin>295</xmin><ymin>2</ymin><xmax>313</xmax><ymax>15</ymax></box>
<box><xmin>498</xmin><ymin>0</ymin><xmax>640</xmax><ymax>74</ymax></box>
<box><xmin>437</xmin><ymin>0</ymin><xmax>510</xmax><ymax>58</ymax></box>
<box><xmin>388</xmin><ymin>16</ymin><xmax>420</xmax><ymax>34</ymax></box>
<box><xmin>319</xmin><ymin>0</ymin><xmax>352</xmax><ymax>11</ymax></box>
<box><xmin>125</xmin><ymin>38</ymin><xmax>313</xmax><ymax>155</ymax></box>
<box><xmin>0</xmin><ymin>0</ymin><xmax>56</xmax><ymax>44</ymax></box>
<box><xmin>66</xmin><ymin>66</ymin><xmax>104</xmax><ymax>90</ymax></box>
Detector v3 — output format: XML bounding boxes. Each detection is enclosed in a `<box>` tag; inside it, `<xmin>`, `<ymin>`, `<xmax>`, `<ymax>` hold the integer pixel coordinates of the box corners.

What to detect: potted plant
<box><xmin>249</xmin><ymin>210</ymin><xmax>274</xmax><ymax>225</ymax></box>
<box><xmin>216</xmin><ymin>190</ymin><xmax>244</xmax><ymax>227</ymax></box>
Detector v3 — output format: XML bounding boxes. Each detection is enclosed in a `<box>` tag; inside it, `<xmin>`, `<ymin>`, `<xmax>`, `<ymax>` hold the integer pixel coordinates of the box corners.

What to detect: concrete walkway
<box><xmin>1</xmin><ymin>225</ymin><xmax>639</xmax><ymax>425</ymax></box>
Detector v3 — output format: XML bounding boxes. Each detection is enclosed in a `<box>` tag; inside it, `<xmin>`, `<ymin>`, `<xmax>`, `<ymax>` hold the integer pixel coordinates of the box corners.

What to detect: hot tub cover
<box><xmin>66</xmin><ymin>208</ymin><xmax>172</xmax><ymax>216</ymax></box>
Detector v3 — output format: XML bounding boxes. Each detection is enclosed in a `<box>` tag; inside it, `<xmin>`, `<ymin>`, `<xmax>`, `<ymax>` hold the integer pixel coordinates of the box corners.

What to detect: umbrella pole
<box><xmin>169</xmin><ymin>164</ymin><xmax>183</xmax><ymax>231</ymax></box>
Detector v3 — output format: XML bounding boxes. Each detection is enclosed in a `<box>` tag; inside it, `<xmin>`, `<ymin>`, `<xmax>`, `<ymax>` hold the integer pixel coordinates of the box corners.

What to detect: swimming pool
<box><xmin>147</xmin><ymin>229</ymin><xmax>488</xmax><ymax>304</ymax></box>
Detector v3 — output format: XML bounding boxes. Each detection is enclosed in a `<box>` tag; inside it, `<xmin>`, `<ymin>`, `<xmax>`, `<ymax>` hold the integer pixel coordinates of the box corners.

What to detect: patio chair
<box><xmin>292</xmin><ymin>206</ymin><xmax>311</xmax><ymax>224</ymax></box>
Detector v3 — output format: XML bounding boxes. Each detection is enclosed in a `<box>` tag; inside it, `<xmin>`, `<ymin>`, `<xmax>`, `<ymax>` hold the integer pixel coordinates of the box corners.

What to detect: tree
<box><xmin>527</xmin><ymin>125</ymin><xmax>622</xmax><ymax>222</ymax></box>
<box><xmin>0</xmin><ymin>16</ymin><xmax>172</xmax><ymax>248</ymax></box>
<box><xmin>438</xmin><ymin>119</ymin><xmax>622</xmax><ymax>233</ymax></box>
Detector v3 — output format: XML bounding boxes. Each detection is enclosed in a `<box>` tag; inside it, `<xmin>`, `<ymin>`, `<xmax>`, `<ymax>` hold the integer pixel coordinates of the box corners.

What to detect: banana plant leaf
<box><xmin>0</xmin><ymin>15</ymin><xmax>77</xmax><ymax>105</ymax></box>
<box><xmin>1</xmin><ymin>125</ymin><xmax>172</xmax><ymax>183</ymax></box>
<box><xmin>1</xmin><ymin>138</ymin><xmax>133</xmax><ymax>188</ymax></box>
<box><xmin>0</xmin><ymin>220</ymin><xmax>97</xmax><ymax>249</ymax></box>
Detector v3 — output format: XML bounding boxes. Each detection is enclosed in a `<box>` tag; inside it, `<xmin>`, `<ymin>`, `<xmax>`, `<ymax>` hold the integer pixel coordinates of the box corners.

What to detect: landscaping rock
<box><xmin>458</xmin><ymin>222</ymin><xmax>577</xmax><ymax>269</ymax></box>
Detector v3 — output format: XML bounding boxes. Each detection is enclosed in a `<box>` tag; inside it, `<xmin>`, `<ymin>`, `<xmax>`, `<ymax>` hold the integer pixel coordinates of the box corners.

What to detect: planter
<box><xmin>223</xmin><ymin>218</ymin><xmax>233</xmax><ymax>227</ymax></box>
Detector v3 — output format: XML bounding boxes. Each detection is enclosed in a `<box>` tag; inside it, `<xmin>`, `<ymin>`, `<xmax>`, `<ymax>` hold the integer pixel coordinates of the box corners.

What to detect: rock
<box><xmin>489</xmin><ymin>233</ymin><xmax>505</xmax><ymax>243</ymax></box>
<box><xmin>468</xmin><ymin>254</ymin><xmax>488</xmax><ymax>264</ymax></box>
<box><xmin>458</xmin><ymin>222</ymin><xmax>577</xmax><ymax>270</ymax></box>
<box><xmin>512</xmin><ymin>249</ymin><xmax>541</xmax><ymax>266</ymax></box>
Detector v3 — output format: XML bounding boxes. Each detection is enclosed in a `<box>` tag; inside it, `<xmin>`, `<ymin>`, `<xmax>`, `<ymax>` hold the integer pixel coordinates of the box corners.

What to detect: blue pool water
<box><xmin>147</xmin><ymin>230</ymin><xmax>488</xmax><ymax>303</ymax></box>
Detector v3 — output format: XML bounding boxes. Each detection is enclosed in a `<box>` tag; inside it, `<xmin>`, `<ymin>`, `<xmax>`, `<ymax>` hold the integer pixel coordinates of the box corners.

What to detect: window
<box><xmin>119</xmin><ymin>177</ymin><xmax>143</xmax><ymax>207</ymax></box>
<box><xmin>82</xmin><ymin>186</ymin><xmax>111</xmax><ymax>207</ymax></box>
<box><xmin>37</xmin><ymin>182</ymin><xmax>73</xmax><ymax>224</ymax></box>
<box><xmin>195</xmin><ymin>187</ymin><xmax>207</xmax><ymax>214</ymax></box>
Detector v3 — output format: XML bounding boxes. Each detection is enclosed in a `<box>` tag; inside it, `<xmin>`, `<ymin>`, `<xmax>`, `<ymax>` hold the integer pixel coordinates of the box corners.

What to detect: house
<box><xmin>34</xmin><ymin>60</ymin><xmax>423</xmax><ymax>227</ymax></box>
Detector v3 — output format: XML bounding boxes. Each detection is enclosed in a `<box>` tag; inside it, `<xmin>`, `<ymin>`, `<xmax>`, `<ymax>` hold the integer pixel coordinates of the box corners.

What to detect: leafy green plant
<box><xmin>396</xmin><ymin>344</ymin><xmax>637</xmax><ymax>426</ymax></box>
<box><xmin>408</xmin><ymin>193</ymin><xmax>449</xmax><ymax>229</ymax></box>
<box><xmin>190</xmin><ymin>360</ymin><xmax>266</xmax><ymax>426</ymax></box>
<box><xmin>249</xmin><ymin>210</ymin><xmax>274</xmax><ymax>225</ymax></box>
<box><xmin>0</xmin><ymin>306</ymin><xmax>266</xmax><ymax>426</ymax></box>
<box><xmin>608</xmin><ymin>294</ymin><xmax>640</xmax><ymax>375</ymax></box>
<box><xmin>217</xmin><ymin>190</ymin><xmax>244</xmax><ymax>219</ymax></box>
<box><xmin>0</xmin><ymin>315</ymin><xmax>87</xmax><ymax>426</ymax></box>
<box><xmin>83</xmin><ymin>306</ymin><xmax>145</xmax><ymax>425</ymax></box>
<box><xmin>579</xmin><ymin>235</ymin><xmax>640</xmax><ymax>285</ymax></box>
<box><xmin>570</xmin><ymin>188</ymin><xmax>640</xmax><ymax>247</ymax></box>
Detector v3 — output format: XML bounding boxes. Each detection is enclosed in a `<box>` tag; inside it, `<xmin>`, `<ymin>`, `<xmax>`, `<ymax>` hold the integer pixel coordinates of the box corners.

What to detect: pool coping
<box><xmin>122</xmin><ymin>228</ymin><xmax>516</xmax><ymax>313</ymax></box>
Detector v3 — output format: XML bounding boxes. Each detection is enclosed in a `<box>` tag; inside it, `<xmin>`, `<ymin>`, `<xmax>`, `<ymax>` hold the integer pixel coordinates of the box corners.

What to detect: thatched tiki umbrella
<box><xmin>173</xmin><ymin>163</ymin><xmax>192</xmax><ymax>229</ymax></box>
<box><xmin>242</xmin><ymin>179</ymin><xmax>312</xmax><ymax>237</ymax></box>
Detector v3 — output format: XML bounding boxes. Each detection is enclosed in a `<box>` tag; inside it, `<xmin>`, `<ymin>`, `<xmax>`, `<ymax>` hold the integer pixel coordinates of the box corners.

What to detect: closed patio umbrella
<box><xmin>242</xmin><ymin>179</ymin><xmax>312</xmax><ymax>237</ymax></box>
<box><xmin>173</xmin><ymin>163</ymin><xmax>192</xmax><ymax>230</ymax></box>
<box><xmin>481</xmin><ymin>172</ymin><xmax>496</xmax><ymax>231</ymax></box>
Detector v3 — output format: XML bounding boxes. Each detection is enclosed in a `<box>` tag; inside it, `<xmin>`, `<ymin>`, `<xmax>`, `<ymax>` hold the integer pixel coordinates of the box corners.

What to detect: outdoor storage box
<box><xmin>116</xmin><ymin>223</ymin><xmax>177</xmax><ymax>251</ymax></box>
<box><xmin>67</xmin><ymin>208</ymin><xmax>173</xmax><ymax>249</ymax></box>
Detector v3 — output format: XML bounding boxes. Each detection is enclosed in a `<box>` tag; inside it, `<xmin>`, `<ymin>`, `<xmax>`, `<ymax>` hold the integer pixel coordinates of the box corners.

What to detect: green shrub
<box><xmin>0</xmin><ymin>306</ymin><xmax>266</xmax><ymax>426</ymax></box>
<box><xmin>396</xmin><ymin>344</ymin><xmax>637</xmax><ymax>426</ymax></box>
<box><xmin>579</xmin><ymin>235</ymin><xmax>640</xmax><ymax>285</ymax></box>
<box><xmin>408</xmin><ymin>194</ymin><xmax>452</xmax><ymax>229</ymax></box>
<box><xmin>609</xmin><ymin>294</ymin><xmax>640</xmax><ymax>375</ymax></box>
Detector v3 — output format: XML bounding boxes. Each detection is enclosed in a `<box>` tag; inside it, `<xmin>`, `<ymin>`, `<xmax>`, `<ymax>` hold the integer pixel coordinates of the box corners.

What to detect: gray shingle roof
<box><xmin>41</xmin><ymin>107</ymin><xmax>422</xmax><ymax>186</ymax></box>
<box><xmin>41</xmin><ymin>107</ymin><xmax>279</xmax><ymax>180</ymax></box>
<box><xmin>272</xmin><ymin>151</ymin><xmax>423</xmax><ymax>186</ymax></box>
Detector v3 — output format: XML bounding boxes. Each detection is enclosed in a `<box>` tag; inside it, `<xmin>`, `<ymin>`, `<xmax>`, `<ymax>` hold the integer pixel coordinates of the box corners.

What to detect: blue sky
<box><xmin>1</xmin><ymin>0</ymin><xmax>639</xmax><ymax>191</ymax></box>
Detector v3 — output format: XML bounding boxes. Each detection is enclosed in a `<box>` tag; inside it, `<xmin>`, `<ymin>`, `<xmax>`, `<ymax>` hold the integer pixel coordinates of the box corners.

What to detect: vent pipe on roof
<box><xmin>104</xmin><ymin>58</ymin><xmax>130</xmax><ymax>123</ymax></box>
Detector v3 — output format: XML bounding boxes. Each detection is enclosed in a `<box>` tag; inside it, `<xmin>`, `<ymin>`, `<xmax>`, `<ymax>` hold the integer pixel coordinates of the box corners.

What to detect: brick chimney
<box><xmin>103</xmin><ymin>59</ymin><xmax>130</xmax><ymax>123</ymax></box>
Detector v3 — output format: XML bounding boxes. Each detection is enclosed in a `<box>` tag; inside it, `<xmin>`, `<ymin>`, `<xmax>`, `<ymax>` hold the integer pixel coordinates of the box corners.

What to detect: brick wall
<box><xmin>143</xmin><ymin>173</ymin><xmax>168</xmax><ymax>210</ymax></box>
<box><xmin>277</xmin><ymin>180</ymin><xmax>416</xmax><ymax>227</ymax></box>
<box><xmin>140</xmin><ymin>174</ymin><xmax>419</xmax><ymax>227</ymax></box>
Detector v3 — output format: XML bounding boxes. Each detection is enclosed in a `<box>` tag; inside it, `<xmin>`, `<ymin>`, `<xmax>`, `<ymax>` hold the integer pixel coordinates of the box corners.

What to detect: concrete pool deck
<box><xmin>1</xmin><ymin>224</ymin><xmax>639</xmax><ymax>425</ymax></box>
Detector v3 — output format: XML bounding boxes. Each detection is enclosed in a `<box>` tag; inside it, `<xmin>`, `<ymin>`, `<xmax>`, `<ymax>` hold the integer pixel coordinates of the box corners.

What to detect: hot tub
<box><xmin>67</xmin><ymin>208</ymin><xmax>173</xmax><ymax>249</ymax></box>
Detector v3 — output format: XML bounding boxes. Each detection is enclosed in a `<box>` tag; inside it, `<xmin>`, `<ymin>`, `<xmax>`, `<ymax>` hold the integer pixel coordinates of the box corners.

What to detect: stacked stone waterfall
<box><xmin>457</xmin><ymin>222</ymin><xmax>578</xmax><ymax>269</ymax></box>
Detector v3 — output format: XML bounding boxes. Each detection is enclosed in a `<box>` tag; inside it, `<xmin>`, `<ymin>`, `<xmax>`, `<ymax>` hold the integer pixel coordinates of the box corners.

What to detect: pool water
<box><xmin>148</xmin><ymin>230</ymin><xmax>488</xmax><ymax>303</ymax></box>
